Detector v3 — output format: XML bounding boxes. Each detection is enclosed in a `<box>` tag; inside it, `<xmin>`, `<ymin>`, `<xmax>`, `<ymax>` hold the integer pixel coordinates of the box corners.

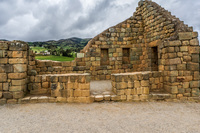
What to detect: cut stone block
<box><xmin>7</xmin><ymin>99</ymin><xmax>17</xmax><ymax>104</ymax></box>
<box><xmin>10</xmin><ymin>85</ymin><xmax>25</xmax><ymax>92</ymax></box>
<box><xmin>0</xmin><ymin>50</ymin><xmax>6</xmax><ymax>58</ymax></box>
<box><xmin>12</xmin><ymin>51</ymin><xmax>23</xmax><ymax>57</ymax></box>
<box><xmin>77</xmin><ymin>53</ymin><xmax>85</xmax><ymax>58</ymax></box>
<box><xmin>13</xmin><ymin>64</ymin><xmax>27</xmax><ymax>72</ymax></box>
<box><xmin>9</xmin><ymin>58</ymin><xmax>27</xmax><ymax>64</ymax></box>
<box><xmin>178</xmin><ymin>32</ymin><xmax>193</xmax><ymax>40</ymax></box>
<box><xmin>8</xmin><ymin>73</ymin><xmax>27</xmax><ymax>79</ymax></box>
<box><xmin>3</xmin><ymin>92</ymin><xmax>13</xmax><ymax>99</ymax></box>
<box><xmin>38</xmin><ymin>96</ymin><xmax>49</xmax><ymax>103</ymax></box>
<box><xmin>94</xmin><ymin>95</ymin><xmax>104</xmax><ymax>102</ymax></box>
<box><xmin>12</xmin><ymin>79</ymin><xmax>26</xmax><ymax>86</ymax></box>
<box><xmin>9</xmin><ymin>42</ymin><xmax>27</xmax><ymax>51</ymax></box>
<box><xmin>0</xmin><ymin>73</ymin><xmax>7</xmax><ymax>82</ymax></box>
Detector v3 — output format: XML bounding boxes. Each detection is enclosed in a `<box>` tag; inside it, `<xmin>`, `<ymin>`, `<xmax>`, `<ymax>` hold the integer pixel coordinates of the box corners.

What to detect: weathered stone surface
<box><xmin>32</xmin><ymin>83</ymin><xmax>42</xmax><ymax>90</ymax></box>
<box><xmin>45</xmin><ymin>61</ymin><xmax>53</xmax><ymax>67</ymax></box>
<box><xmin>190</xmin><ymin>38</ymin><xmax>199</xmax><ymax>46</ymax></box>
<box><xmin>56</xmin><ymin>97</ymin><xmax>67</xmax><ymax>103</ymax></box>
<box><xmin>12</xmin><ymin>51</ymin><xmax>23</xmax><ymax>58</ymax></box>
<box><xmin>9</xmin><ymin>58</ymin><xmax>27</xmax><ymax>64</ymax></box>
<box><xmin>0</xmin><ymin>65</ymin><xmax>13</xmax><ymax>73</ymax></box>
<box><xmin>191</xmin><ymin>88</ymin><xmax>200</xmax><ymax>97</ymax></box>
<box><xmin>0</xmin><ymin>58</ymin><xmax>8</xmax><ymax>64</ymax></box>
<box><xmin>8</xmin><ymin>73</ymin><xmax>27</xmax><ymax>79</ymax></box>
<box><xmin>28</xmin><ymin>70</ymin><xmax>37</xmax><ymax>76</ymax></box>
<box><xmin>0</xmin><ymin>91</ymin><xmax>2</xmax><ymax>98</ymax></box>
<box><xmin>10</xmin><ymin>85</ymin><xmax>25</xmax><ymax>92</ymax></box>
<box><xmin>0</xmin><ymin>50</ymin><xmax>6</xmax><ymax>58</ymax></box>
<box><xmin>81</xmin><ymin>90</ymin><xmax>90</xmax><ymax>97</ymax></box>
<box><xmin>168</xmin><ymin>40</ymin><xmax>181</xmax><ymax>46</ymax></box>
<box><xmin>13</xmin><ymin>91</ymin><xmax>24</xmax><ymax>99</ymax></box>
<box><xmin>187</xmin><ymin>63</ymin><xmax>199</xmax><ymax>71</ymax></box>
<box><xmin>3</xmin><ymin>83</ymin><xmax>9</xmax><ymax>91</ymax></box>
<box><xmin>0</xmin><ymin>73</ymin><xmax>7</xmax><ymax>82</ymax></box>
<box><xmin>189</xmin><ymin>46</ymin><xmax>199</xmax><ymax>54</ymax></box>
<box><xmin>9</xmin><ymin>42</ymin><xmax>27</xmax><ymax>51</ymax></box>
<box><xmin>0</xmin><ymin>43</ymin><xmax>9</xmax><ymax>49</ymax></box>
<box><xmin>177</xmin><ymin>64</ymin><xmax>186</xmax><ymax>70</ymax></box>
<box><xmin>0</xmin><ymin>98</ymin><xmax>6</xmax><ymax>105</ymax></box>
<box><xmin>191</xmin><ymin>54</ymin><xmax>199</xmax><ymax>63</ymax></box>
<box><xmin>180</xmin><ymin>46</ymin><xmax>188</xmax><ymax>52</ymax></box>
<box><xmin>12</xmin><ymin>79</ymin><xmax>26</xmax><ymax>86</ymax></box>
<box><xmin>3</xmin><ymin>92</ymin><xmax>13</xmax><ymax>99</ymax></box>
<box><xmin>38</xmin><ymin>96</ymin><xmax>49</xmax><ymax>103</ymax></box>
<box><xmin>0</xmin><ymin>83</ymin><xmax>2</xmax><ymax>91</ymax></box>
<box><xmin>171</xmin><ymin>86</ymin><xmax>178</xmax><ymax>94</ymax></box>
<box><xmin>95</xmin><ymin>95</ymin><xmax>104</xmax><ymax>101</ymax></box>
<box><xmin>62</xmin><ymin>62</ymin><xmax>71</xmax><ymax>67</ymax></box>
<box><xmin>178</xmin><ymin>32</ymin><xmax>193</xmax><ymax>40</ymax></box>
<box><xmin>169</xmin><ymin>58</ymin><xmax>181</xmax><ymax>65</ymax></box>
<box><xmin>77</xmin><ymin>53</ymin><xmax>85</xmax><ymax>58</ymax></box>
<box><xmin>141</xmin><ymin>80</ymin><xmax>149</xmax><ymax>87</ymax></box>
<box><xmin>42</xmin><ymin>82</ymin><xmax>49</xmax><ymax>88</ymax></box>
<box><xmin>37</xmin><ymin>61</ymin><xmax>45</xmax><ymax>67</ymax></box>
<box><xmin>190</xmin><ymin>81</ymin><xmax>199</xmax><ymax>88</ymax></box>
<box><xmin>7</xmin><ymin>99</ymin><xmax>17</xmax><ymax>104</ymax></box>
<box><xmin>13</xmin><ymin>64</ymin><xmax>27</xmax><ymax>72</ymax></box>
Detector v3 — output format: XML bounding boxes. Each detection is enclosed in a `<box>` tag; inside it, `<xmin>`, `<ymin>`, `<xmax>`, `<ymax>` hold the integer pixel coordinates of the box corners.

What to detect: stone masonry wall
<box><xmin>0</xmin><ymin>41</ymin><xmax>28</xmax><ymax>104</ymax></box>
<box><xmin>111</xmin><ymin>71</ymin><xmax>164</xmax><ymax>102</ymax></box>
<box><xmin>0</xmin><ymin>0</ymin><xmax>199</xmax><ymax>104</ymax></box>
<box><xmin>162</xmin><ymin>33</ymin><xmax>199</xmax><ymax>99</ymax></box>
<box><xmin>28</xmin><ymin>73</ymin><xmax>91</xmax><ymax>103</ymax></box>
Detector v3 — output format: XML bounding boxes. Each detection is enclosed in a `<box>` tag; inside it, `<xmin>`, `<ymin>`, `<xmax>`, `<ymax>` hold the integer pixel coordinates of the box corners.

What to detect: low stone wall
<box><xmin>111</xmin><ymin>71</ymin><xmax>164</xmax><ymax>102</ymax></box>
<box><xmin>34</xmin><ymin>60</ymin><xmax>74</xmax><ymax>75</ymax></box>
<box><xmin>29</xmin><ymin>73</ymin><xmax>91</xmax><ymax>103</ymax></box>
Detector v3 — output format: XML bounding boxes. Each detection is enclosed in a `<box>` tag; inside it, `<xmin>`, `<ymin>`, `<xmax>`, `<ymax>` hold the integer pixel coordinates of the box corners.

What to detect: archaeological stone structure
<box><xmin>0</xmin><ymin>0</ymin><xmax>199</xmax><ymax>104</ymax></box>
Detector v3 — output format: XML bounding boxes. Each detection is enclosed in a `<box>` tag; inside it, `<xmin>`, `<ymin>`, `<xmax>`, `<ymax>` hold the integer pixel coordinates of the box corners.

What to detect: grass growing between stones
<box><xmin>35</xmin><ymin>55</ymin><xmax>75</xmax><ymax>61</ymax></box>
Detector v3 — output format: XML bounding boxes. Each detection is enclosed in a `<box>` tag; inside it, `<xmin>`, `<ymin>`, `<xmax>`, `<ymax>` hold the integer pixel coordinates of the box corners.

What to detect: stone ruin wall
<box><xmin>0</xmin><ymin>0</ymin><xmax>199</xmax><ymax>104</ymax></box>
<box><xmin>0</xmin><ymin>41</ymin><xmax>28</xmax><ymax>104</ymax></box>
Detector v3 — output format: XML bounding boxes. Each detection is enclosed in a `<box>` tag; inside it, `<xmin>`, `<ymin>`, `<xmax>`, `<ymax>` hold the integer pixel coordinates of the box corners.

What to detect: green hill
<box><xmin>28</xmin><ymin>37</ymin><xmax>91</xmax><ymax>51</ymax></box>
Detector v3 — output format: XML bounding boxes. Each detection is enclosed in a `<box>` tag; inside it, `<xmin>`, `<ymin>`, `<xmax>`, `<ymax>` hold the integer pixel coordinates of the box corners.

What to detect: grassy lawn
<box><xmin>35</xmin><ymin>55</ymin><xmax>75</xmax><ymax>61</ymax></box>
<box><xmin>30</xmin><ymin>47</ymin><xmax>48</xmax><ymax>53</ymax></box>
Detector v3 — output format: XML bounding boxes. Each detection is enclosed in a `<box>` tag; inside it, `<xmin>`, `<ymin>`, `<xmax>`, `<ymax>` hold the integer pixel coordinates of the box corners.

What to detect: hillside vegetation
<box><xmin>28</xmin><ymin>37</ymin><xmax>91</xmax><ymax>61</ymax></box>
<box><xmin>28</xmin><ymin>37</ymin><xmax>91</xmax><ymax>53</ymax></box>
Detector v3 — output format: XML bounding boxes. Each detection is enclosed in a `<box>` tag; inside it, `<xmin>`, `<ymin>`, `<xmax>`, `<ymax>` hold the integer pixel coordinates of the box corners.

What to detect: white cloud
<box><xmin>0</xmin><ymin>0</ymin><xmax>199</xmax><ymax>41</ymax></box>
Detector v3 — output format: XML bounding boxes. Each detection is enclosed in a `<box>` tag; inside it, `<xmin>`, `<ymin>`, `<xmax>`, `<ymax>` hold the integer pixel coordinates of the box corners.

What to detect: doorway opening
<box><xmin>122</xmin><ymin>48</ymin><xmax>130</xmax><ymax>64</ymax></box>
<box><xmin>101</xmin><ymin>48</ymin><xmax>109</xmax><ymax>66</ymax></box>
<box><xmin>151</xmin><ymin>47</ymin><xmax>158</xmax><ymax>71</ymax></box>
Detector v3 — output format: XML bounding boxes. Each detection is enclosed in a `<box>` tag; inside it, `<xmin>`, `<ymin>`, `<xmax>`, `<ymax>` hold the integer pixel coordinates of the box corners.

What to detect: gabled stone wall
<box><xmin>0</xmin><ymin>0</ymin><xmax>199</xmax><ymax>104</ymax></box>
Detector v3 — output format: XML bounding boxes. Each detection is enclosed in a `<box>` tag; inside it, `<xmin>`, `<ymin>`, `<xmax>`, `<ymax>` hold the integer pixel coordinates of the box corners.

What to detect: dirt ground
<box><xmin>0</xmin><ymin>102</ymin><xmax>200</xmax><ymax>133</ymax></box>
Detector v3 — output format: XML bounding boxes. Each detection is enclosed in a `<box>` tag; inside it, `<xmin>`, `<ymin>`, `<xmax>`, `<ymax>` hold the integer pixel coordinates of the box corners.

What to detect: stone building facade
<box><xmin>0</xmin><ymin>0</ymin><xmax>199</xmax><ymax>104</ymax></box>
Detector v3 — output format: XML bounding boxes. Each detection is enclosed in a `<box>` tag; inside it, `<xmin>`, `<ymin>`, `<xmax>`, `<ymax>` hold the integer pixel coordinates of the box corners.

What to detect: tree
<box><xmin>63</xmin><ymin>49</ymin><xmax>72</xmax><ymax>57</ymax></box>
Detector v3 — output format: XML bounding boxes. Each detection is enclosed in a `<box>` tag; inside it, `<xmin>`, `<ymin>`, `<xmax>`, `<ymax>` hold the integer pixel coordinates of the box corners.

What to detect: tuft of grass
<box><xmin>35</xmin><ymin>55</ymin><xmax>75</xmax><ymax>61</ymax></box>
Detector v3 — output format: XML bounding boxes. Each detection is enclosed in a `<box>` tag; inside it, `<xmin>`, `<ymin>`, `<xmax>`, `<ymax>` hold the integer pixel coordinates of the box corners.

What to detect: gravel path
<box><xmin>0</xmin><ymin>102</ymin><xmax>200</xmax><ymax>133</ymax></box>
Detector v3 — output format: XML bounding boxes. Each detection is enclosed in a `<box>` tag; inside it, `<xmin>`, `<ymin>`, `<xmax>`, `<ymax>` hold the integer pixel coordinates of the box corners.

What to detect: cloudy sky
<box><xmin>0</xmin><ymin>0</ymin><xmax>200</xmax><ymax>42</ymax></box>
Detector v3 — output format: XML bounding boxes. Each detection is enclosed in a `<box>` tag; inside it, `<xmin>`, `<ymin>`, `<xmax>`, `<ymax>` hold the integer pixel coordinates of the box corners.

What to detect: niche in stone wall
<box><xmin>151</xmin><ymin>46</ymin><xmax>158</xmax><ymax>71</ymax></box>
<box><xmin>101</xmin><ymin>48</ymin><xmax>109</xmax><ymax>66</ymax></box>
<box><xmin>122</xmin><ymin>48</ymin><xmax>130</xmax><ymax>64</ymax></box>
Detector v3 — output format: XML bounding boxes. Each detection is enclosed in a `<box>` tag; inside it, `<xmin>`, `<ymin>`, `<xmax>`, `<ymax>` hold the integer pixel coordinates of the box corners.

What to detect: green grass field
<box><xmin>35</xmin><ymin>55</ymin><xmax>75</xmax><ymax>61</ymax></box>
<box><xmin>30</xmin><ymin>47</ymin><xmax>48</xmax><ymax>53</ymax></box>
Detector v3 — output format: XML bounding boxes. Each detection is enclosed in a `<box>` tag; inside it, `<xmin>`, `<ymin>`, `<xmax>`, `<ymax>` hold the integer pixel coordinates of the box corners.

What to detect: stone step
<box><xmin>92</xmin><ymin>94</ymin><xmax>118</xmax><ymax>102</ymax></box>
<box><xmin>150</xmin><ymin>92</ymin><xmax>172</xmax><ymax>100</ymax></box>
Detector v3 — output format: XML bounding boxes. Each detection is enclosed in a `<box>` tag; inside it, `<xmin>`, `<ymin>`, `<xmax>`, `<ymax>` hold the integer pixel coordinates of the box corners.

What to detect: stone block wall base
<box><xmin>0</xmin><ymin>93</ymin><xmax>200</xmax><ymax>105</ymax></box>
